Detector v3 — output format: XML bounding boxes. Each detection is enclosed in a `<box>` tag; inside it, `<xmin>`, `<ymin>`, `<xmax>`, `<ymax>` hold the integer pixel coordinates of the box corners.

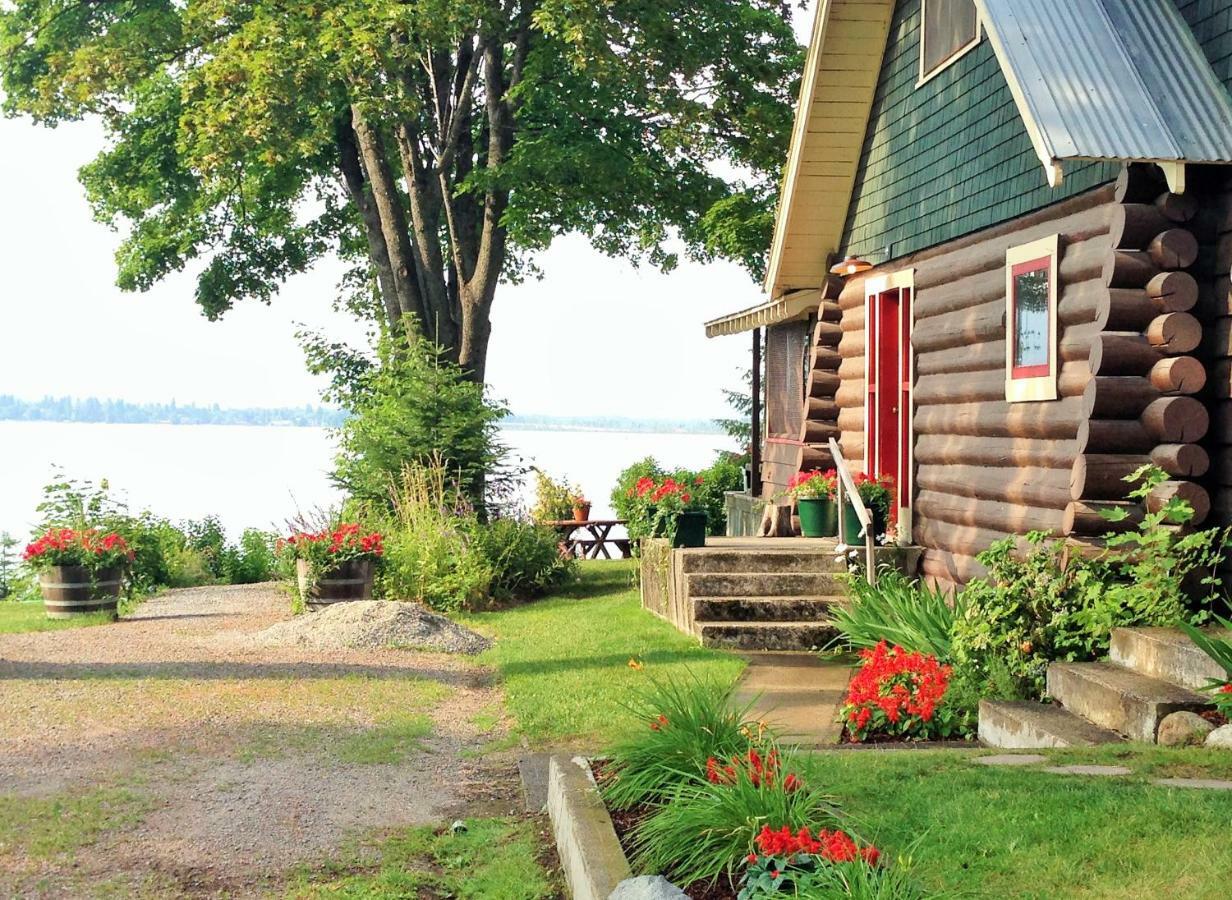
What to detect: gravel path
<box><xmin>0</xmin><ymin>585</ymin><xmax>518</xmax><ymax>898</ymax></box>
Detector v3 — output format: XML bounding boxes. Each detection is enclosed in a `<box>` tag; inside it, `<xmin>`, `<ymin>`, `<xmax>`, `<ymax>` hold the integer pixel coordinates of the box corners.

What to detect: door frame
<box><xmin>862</xmin><ymin>269</ymin><xmax>915</xmax><ymax>543</ymax></box>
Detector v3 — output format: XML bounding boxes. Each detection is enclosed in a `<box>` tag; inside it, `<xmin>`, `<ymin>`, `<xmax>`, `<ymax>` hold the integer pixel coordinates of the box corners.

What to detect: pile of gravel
<box><xmin>252</xmin><ymin>601</ymin><xmax>491</xmax><ymax>654</ymax></box>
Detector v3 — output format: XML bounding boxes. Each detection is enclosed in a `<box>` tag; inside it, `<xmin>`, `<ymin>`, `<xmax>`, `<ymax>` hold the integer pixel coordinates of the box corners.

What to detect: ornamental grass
<box><xmin>602</xmin><ymin>672</ymin><xmax>765</xmax><ymax>811</ymax></box>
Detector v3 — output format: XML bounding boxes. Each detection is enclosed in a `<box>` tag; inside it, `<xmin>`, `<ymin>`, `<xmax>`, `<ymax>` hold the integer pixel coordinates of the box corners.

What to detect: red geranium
<box><xmin>840</xmin><ymin>641</ymin><xmax>952</xmax><ymax>742</ymax></box>
<box><xmin>23</xmin><ymin>527</ymin><xmax>134</xmax><ymax>572</ymax></box>
<box><xmin>788</xmin><ymin>469</ymin><xmax>836</xmax><ymax>500</ymax></box>
<box><xmin>278</xmin><ymin>523</ymin><xmax>384</xmax><ymax>567</ymax></box>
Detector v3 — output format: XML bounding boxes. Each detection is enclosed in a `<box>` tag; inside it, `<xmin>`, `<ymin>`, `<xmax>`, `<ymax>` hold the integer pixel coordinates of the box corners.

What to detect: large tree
<box><xmin>1</xmin><ymin>1</ymin><xmax>800</xmax><ymax>380</ymax></box>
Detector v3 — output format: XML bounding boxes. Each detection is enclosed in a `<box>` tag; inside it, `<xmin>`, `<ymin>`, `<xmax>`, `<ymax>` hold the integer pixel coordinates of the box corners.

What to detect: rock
<box><xmin>609</xmin><ymin>875</ymin><xmax>689</xmax><ymax>900</ymax></box>
<box><xmin>1157</xmin><ymin>711</ymin><xmax>1216</xmax><ymax>747</ymax></box>
<box><xmin>1206</xmin><ymin>724</ymin><xmax>1232</xmax><ymax>749</ymax></box>
<box><xmin>250</xmin><ymin>600</ymin><xmax>490</xmax><ymax>653</ymax></box>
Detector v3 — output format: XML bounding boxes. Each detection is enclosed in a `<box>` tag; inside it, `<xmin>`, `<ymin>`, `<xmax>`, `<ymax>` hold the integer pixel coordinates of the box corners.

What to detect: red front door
<box><xmin>866</xmin><ymin>286</ymin><xmax>912</xmax><ymax>517</ymax></box>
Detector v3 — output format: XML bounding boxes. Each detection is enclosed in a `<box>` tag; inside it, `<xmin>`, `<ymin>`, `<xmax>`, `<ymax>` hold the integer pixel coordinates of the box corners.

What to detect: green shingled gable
<box><xmin>839</xmin><ymin>0</ymin><xmax>1116</xmax><ymax>262</ymax></box>
<box><xmin>1177</xmin><ymin>0</ymin><xmax>1232</xmax><ymax>90</ymax></box>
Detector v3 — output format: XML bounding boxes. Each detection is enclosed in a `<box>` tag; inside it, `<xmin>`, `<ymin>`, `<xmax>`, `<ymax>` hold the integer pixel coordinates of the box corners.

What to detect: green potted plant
<box><xmin>646</xmin><ymin>477</ymin><xmax>707</xmax><ymax>548</ymax></box>
<box><xmin>789</xmin><ymin>469</ymin><xmax>838</xmax><ymax>537</ymax></box>
<box><xmin>841</xmin><ymin>473</ymin><xmax>895</xmax><ymax>543</ymax></box>
<box><xmin>279</xmin><ymin>523</ymin><xmax>384</xmax><ymax>611</ymax></box>
<box><xmin>22</xmin><ymin>527</ymin><xmax>133</xmax><ymax>619</ymax></box>
<box><xmin>570</xmin><ymin>493</ymin><xmax>592</xmax><ymax>523</ymax></box>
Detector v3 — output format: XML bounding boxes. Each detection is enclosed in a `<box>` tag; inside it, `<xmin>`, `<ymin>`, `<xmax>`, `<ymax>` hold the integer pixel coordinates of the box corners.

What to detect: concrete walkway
<box><xmin>734</xmin><ymin>652</ymin><xmax>851</xmax><ymax>747</ymax></box>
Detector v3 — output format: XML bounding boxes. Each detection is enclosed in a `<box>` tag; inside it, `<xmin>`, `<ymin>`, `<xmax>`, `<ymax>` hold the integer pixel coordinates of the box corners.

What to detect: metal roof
<box><xmin>976</xmin><ymin>0</ymin><xmax>1232</xmax><ymax>191</ymax></box>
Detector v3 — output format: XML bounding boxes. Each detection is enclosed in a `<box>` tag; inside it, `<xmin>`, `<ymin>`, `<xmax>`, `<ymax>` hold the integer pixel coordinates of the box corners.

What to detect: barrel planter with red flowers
<box><xmin>280</xmin><ymin>523</ymin><xmax>384</xmax><ymax>612</ymax></box>
<box><xmin>23</xmin><ymin>527</ymin><xmax>134</xmax><ymax>619</ymax></box>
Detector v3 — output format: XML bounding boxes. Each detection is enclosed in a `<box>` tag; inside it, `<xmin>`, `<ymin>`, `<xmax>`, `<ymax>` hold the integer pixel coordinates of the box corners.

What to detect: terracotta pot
<box><xmin>572</xmin><ymin>502</ymin><xmax>592</xmax><ymax>523</ymax></box>
<box><xmin>297</xmin><ymin>558</ymin><xmax>375</xmax><ymax>610</ymax></box>
<box><xmin>39</xmin><ymin>565</ymin><xmax>122</xmax><ymax>619</ymax></box>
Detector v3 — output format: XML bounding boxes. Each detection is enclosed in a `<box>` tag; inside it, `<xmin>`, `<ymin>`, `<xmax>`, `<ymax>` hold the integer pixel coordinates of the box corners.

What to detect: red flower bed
<box><xmin>840</xmin><ymin>640</ymin><xmax>956</xmax><ymax>742</ymax></box>
<box><xmin>753</xmin><ymin>824</ymin><xmax>880</xmax><ymax>866</ymax></box>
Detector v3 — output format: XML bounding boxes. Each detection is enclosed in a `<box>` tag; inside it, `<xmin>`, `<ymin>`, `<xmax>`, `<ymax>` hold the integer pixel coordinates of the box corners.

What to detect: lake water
<box><xmin>0</xmin><ymin>422</ymin><xmax>733</xmax><ymax>539</ymax></box>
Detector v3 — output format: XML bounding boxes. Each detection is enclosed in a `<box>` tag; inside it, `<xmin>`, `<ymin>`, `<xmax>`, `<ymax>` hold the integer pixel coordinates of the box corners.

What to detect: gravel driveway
<box><xmin>0</xmin><ymin>585</ymin><xmax>516</xmax><ymax>898</ymax></box>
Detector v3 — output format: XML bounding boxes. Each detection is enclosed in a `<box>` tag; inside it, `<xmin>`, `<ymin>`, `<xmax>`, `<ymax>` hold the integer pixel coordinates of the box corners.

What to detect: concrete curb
<box><xmin>547</xmin><ymin>755</ymin><xmax>632</xmax><ymax>900</ymax></box>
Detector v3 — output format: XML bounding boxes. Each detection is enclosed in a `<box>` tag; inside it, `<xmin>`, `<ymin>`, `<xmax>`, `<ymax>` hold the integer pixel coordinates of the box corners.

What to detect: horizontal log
<box><xmin>1078</xmin><ymin>419</ymin><xmax>1155</xmax><ymax>454</ymax></box>
<box><xmin>1110</xmin><ymin>203</ymin><xmax>1177</xmax><ymax>249</ymax></box>
<box><xmin>1145</xmin><ymin>312</ymin><xmax>1201</xmax><ymax>354</ymax></box>
<box><xmin>817</xmin><ymin>301</ymin><xmax>842</xmax><ymax>325</ymax></box>
<box><xmin>916</xmin><ymin>490</ymin><xmax>1068</xmax><ymax>535</ymax></box>
<box><xmin>913</xmin><ymin>398</ymin><xmax>1086</xmax><ymax>440</ymax></box>
<box><xmin>814</xmin><ymin>321</ymin><xmax>843</xmax><ymax>345</ymax></box>
<box><xmin>915</xmin><ymin>369</ymin><xmax>1006</xmax><ymax>406</ymax></box>
<box><xmin>913</xmin><ymin>268</ymin><xmax>1004</xmax><ymax>320</ymax></box>
<box><xmin>838</xmin><ymin>333</ymin><xmax>865</xmax><ymax>359</ymax></box>
<box><xmin>1060</xmin><ymin>322</ymin><xmax>1103</xmax><ymax>364</ymax></box>
<box><xmin>1071</xmin><ymin>454</ymin><xmax>1158</xmax><ymax>501</ymax></box>
<box><xmin>915</xmin><ymin>341</ymin><xmax>1004</xmax><ymax>376</ymax></box>
<box><xmin>1084</xmin><ymin>376</ymin><xmax>1160</xmax><ymax>419</ymax></box>
<box><xmin>836</xmin><ymin>406</ymin><xmax>864</xmax><ymax>432</ymax></box>
<box><xmin>914</xmin><ymin>515</ymin><xmax>1014</xmax><ymax>561</ymax></box>
<box><xmin>920</xmin><ymin>548</ymin><xmax>986</xmax><ymax>586</ymax></box>
<box><xmin>1147</xmin><ymin>271</ymin><xmax>1198</xmax><ymax>312</ymax></box>
<box><xmin>1066</xmin><ymin>501</ymin><xmax>1144</xmax><ymax>536</ymax></box>
<box><xmin>1155</xmin><ymin>191</ymin><xmax>1198</xmax><ymax>224</ymax></box>
<box><xmin>809</xmin><ymin>372</ymin><xmax>841</xmax><ymax>399</ymax></box>
<box><xmin>914</xmin><ymin>434</ymin><xmax>1079</xmax><ymax>469</ymax></box>
<box><xmin>804</xmin><ymin>401</ymin><xmax>839</xmax><ymax>425</ymax></box>
<box><xmin>812</xmin><ymin>347</ymin><xmax>842</xmax><ymax>370</ymax></box>
<box><xmin>800</xmin><ymin>445</ymin><xmax>834</xmax><ymax>471</ymax></box>
<box><xmin>911</xmin><ymin>297</ymin><xmax>1004</xmax><ymax>354</ymax></box>
<box><xmin>1089</xmin><ymin>332</ymin><xmax>1165</xmax><ymax>376</ymax></box>
<box><xmin>1107</xmin><ymin>250</ymin><xmax>1159</xmax><ymax>288</ymax></box>
<box><xmin>1152</xmin><ymin>443</ymin><xmax>1210</xmax><ymax>478</ymax></box>
<box><xmin>1149</xmin><ymin>356</ymin><xmax>1205</xmax><ymax>394</ymax></box>
<box><xmin>837</xmin><ymin>356</ymin><xmax>863</xmax><ymax>380</ymax></box>
<box><xmin>1141</xmin><ymin>396</ymin><xmax>1210</xmax><ymax>443</ymax></box>
<box><xmin>1147</xmin><ymin>480</ymin><xmax>1210</xmax><ymax>526</ymax></box>
<box><xmin>916</xmin><ymin>464</ymin><xmax>1074</xmax><ymax>509</ymax></box>
<box><xmin>835</xmin><ymin>381</ymin><xmax>864</xmax><ymax>409</ymax></box>
<box><xmin>1149</xmin><ymin>228</ymin><xmax>1198</xmax><ymax>269</ymax></box>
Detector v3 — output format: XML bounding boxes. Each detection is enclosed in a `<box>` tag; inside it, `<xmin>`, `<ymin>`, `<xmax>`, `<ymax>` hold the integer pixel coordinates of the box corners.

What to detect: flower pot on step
<box><xmin>672</xmin><ymin>511</ymin><xmax>708</xmax><ymax>548</ymax></box>
<box><xmin>797</xmin><ymin>497</ymin><xmax>838</xmax><ymax>538</ymax></box>
<box><xmin>297</xmin><ymin>558</ymin><xmax>375</xmax><ymax>611</ymax></box>
<box><xmin>841</xmin><ymin>501</ymin><xmax>886</xmax><ymax>544</ymax></box>
<box><xmin>39</xmin><ymin>565</ymin><xmax>122</xmax><ymax>619</ymax></box>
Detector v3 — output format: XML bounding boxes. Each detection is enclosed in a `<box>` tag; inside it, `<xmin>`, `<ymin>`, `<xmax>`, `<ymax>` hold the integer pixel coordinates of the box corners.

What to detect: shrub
<box><xmin>840</xmin><ymin>641</ymin><xmax>967</xmax><ymax>742</ymax></box>
<box><xmin>183</xmin><ymin>516</ymin><xmax>229</xmax><ymax>579</ymax></box>
<box><xmin>468</xmin><ymin>517</ymin><xmax>574</xmax><ymax>602</ymax></box>
<box><xmin>831</xmin><ymin>570</ymin><xmax>962</xmax><ymax>662</ymax></box>
<box><xmin>530</xmin><ymin>470</ymin><xmax>576</xmax><ymax>523</ymax></box>
<box><xmin>0</xmin><ymin>532</ymin><xmax>18</xmax><ymax>599</ymax></box>
<box><xmin>602</xmin><ymin>673</ymin><xmax>764</xmax><ymax>811</ymax></box>
<box><xmin>612</xmin><ymin>458</ymin><xmax>667</xmax><ymax>525</ymax></box>
<box><xmin>614</xmin><ymin>454</ymin><xmax>745</xmax><ymax>543</ymax></box>
<box><xmin>331</xmin><ymin>334</ymin><xmax>509</xmax><ymax>512</ymax></box>
<box><xmin>631</xmin><ymin>744</ymin><xmax>843</xmax><ymax>887</ymax></box>
<box><xmin>223</xmin><ymin>529</ymin><xmax>278</xmax><ymax>584</ymax></box>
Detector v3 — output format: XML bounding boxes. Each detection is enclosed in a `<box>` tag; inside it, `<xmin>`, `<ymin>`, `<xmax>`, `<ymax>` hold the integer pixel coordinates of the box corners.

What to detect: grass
<box><xmin>462</xmin><ymin>560</ymin><xmax>745</xmax><ymax>745</ymax></box>
<box><xmin>800</xmin><ymin>747</ymin><xmax>1232</xmax><ymax>899</ymax></box>
<box><xmin>285</xmin><ymin>817</ymin><xmax>558</xmax><ymax>899</ymax></box>
<box><xmin>0</xmin><ymin>786</ymin><xmax>148</xmax><ymax>861</ymax></box>
<box><xmin>334</xmin><ymin>713</ymin><xmax>434</xmax><ymax>765</ymax></box>
<box><xmin>0</xmin><ymin>600</ymin><xmax>115</xmax><ymax>634</ymax></box>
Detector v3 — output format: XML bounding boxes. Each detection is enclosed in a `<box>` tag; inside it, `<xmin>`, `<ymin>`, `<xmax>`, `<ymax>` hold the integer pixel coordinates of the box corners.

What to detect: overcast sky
<box><xmin>0</xmin><ymin>6</ymin><xmax>813</xmax><ymax>422</ymax></box>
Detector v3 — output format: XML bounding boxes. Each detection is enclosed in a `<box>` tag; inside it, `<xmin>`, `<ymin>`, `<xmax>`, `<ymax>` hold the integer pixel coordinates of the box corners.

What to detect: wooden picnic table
<box><xmin>545</xmin><ymin>519</ymin><xmax>632</xmax><ymax>560</ymax></box>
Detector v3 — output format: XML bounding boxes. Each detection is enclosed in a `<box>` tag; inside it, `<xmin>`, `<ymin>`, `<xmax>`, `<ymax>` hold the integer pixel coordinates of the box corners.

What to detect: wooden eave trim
<box><xmin>704</xmin><ymin>290</ymin><xmax>821</xmax><ymax>338</ymax></box>
<box><xmin>762</xmin><ymin>0</ymin><xmax>895</xmax><ymax>301</ymax></box>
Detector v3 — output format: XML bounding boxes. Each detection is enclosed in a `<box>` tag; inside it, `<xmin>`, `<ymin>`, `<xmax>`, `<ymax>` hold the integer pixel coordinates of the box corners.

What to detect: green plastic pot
<box><xmin>797</xmin><ymin>497</ymin><xmax>838</xmax><ymax>537</ymax></box>
<box><xmin>841</xmin><ymin>499</ymin><xmax>886</xmax><ymax>543</ymax></box>
<box><xmin>672</xmin><ymin>511</ymin><xmax>708</xmax><ymax>548</ymax></box>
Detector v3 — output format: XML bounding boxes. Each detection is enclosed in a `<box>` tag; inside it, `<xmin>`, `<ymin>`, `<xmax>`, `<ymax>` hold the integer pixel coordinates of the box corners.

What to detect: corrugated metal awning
<box><xmin>976</xmin><ymin>0</ymin><xmax>1232</xmax><ymax>193</ymax></box>
<box><xmin>704</xmin><ymin>290</ymin><xmax>819</xmax><ymax>338</ymax></box>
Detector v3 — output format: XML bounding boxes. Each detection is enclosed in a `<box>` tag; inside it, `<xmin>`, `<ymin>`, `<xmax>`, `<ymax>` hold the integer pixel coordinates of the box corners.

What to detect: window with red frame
<box><xmin>1005</xmin><ymin>235</ymin><xmax>1059</xmax><ymax>402</ymax></box>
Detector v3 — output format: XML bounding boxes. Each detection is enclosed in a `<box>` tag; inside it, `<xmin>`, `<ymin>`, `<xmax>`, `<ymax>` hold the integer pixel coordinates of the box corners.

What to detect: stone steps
<box><xmin>1108</xmin><ymin>626</ymin><xmax>1228</xmax><ymax>691</ymax></box>
<box><xmin>678</xmin><ymin>549</ymin><xmax>845</xmax><ymax>574</ymax></box>
<box><xmin>978</xmin><ymin>700</ymin><xmax>1123</xmax><ymax>749</ymax></box>
<box><xmin>686</xmin><ymin>571</ymin><xmax>844</xmax><ymax>598</ymax></box>
<box><xmin>691</xmin><ymin>596</ymin><xmax>840</xmax><ymax>622</ymax></box>
<box><xmin>697</xmin><ymin>620</ymin><xmax>839</xmax><ymax>652</ymax></box>
<box><xmin>1046</xmin><ymin>661</ymin><xmax>1212</xmax><ymax>743</ymax></box>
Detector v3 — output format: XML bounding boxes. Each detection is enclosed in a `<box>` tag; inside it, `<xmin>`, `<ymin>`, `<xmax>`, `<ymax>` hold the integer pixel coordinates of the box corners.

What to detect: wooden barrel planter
<box><xmin>39</xmin><ymin>566</ymin><xmax>122</xmax><ymax>619</ymax></box>
<box><xmin>296</xmin><ymin>559</ymin><xmax>374</xmax><ymax>610</ymax></box>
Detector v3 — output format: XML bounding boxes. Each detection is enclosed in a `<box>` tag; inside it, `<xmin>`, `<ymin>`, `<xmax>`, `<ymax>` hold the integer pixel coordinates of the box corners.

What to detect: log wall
<box><xmin>814</xmin><ymin>177</ymin><xmax>1210</xmax><ymax>590</ymax></box>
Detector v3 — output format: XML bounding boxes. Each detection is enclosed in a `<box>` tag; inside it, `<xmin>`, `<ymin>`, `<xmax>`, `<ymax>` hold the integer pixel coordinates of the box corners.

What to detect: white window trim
<box><xmin>1005</xmin><ymin>235</ymin><xmax>1060</xmax><ymax>404</ymax></box>
<box><xmin>917</xmin><ymin>0</ymin><xmax>982</xmax><ymax>87</ymax></box>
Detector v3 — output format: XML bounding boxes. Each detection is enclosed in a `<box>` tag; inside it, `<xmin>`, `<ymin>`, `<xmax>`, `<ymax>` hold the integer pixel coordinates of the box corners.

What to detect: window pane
<box><xmin>923</xmin><ymin>0</ymin><xmax>978</xmax><ymax>74</ymax></box>
<box><xmin>1014</xmin><ymin>268</ymin><xmax>1050</xmax><ymax>369</ymax></box>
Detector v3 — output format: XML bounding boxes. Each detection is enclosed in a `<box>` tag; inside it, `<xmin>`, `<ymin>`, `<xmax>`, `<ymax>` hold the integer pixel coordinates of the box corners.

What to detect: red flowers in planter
<box><xmin>23</xmin><ymin>527</ymin><xmax>134</xmax><ymax>571</ymax></box>
<box><xmin>704</xmin><ymin>747</ymin><xmax>802</xmax><ymax>792</ymax></box>
<box><xmin>280</xmin><ymin>524</ymin><xmax>384</xmax><ymax>560</ymax></box>
<box><xmin>787</xmin><ymin>469</ymin><xmax>837</xmax><ymax>500</ymax></box>
<box><xmin>840</xmin><ymin>641</ymin><xmax>953</xmax><ymax>742</ymax></box>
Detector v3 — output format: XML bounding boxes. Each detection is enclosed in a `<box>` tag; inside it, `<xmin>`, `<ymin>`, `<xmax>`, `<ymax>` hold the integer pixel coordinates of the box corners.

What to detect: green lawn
<box><xmin>286</xmin><ymin>817</ymin><xmax>559</xmax><ymax>899</ymax></box>
<box><xmin>463</xmin><ymin>560</ymin><xmax>745</xmax><ymax>746</ymax></box>
<box><xmin>802</xmin><ymin>747</ymin><xmax>1232</xmax><ymax>899</ymax></box>
<box><xmin>0</xmin><ymin>601</ymin><xmax>115</xmax><ymax>634</ymax></box>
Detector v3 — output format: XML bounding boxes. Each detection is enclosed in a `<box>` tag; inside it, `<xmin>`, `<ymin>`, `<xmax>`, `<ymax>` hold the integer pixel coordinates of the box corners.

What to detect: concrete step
<box><xmin>1108</xmin><ymin>627</ymin><xmax>1228</xmax><ymax>691</ymax></box>
<box><xmin>691</xmin><ymin>596</ymin><xmax>840</xmax><ymax>622</ymax></box>
<box><xmin>686</xmin><ymin>571</ymin><xmax>845</xmax><ymax>598</ymax></box>
<box><xmin>679</xmin><ymin>549</ymin><xmax>844</xmax><ymax>575</ymax></box>
<box><xmin>697</xmin><ymin>620</ymin><xmax>839</xmax><ymax>652</ymax></box>
<box><xmin>978</xmin><ymin>700</ymin><xmax>1123</xmax><ymax>749</ymax></box>
<box><xmin>1046</xmin><ymin>662</ymin><xmax>1213</xmax><ymax>743</ymax></box>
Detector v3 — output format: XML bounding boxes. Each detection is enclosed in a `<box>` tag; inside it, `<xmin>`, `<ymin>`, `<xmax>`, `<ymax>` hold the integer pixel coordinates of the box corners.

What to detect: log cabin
<box><xmin>706</xmin><ymin>0</ymin><xmax>1232</xmax><ymax>592</ymax></box>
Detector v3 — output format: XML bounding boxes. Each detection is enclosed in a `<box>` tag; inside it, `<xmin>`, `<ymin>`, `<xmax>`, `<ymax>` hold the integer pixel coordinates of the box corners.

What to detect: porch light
<box><xmin>830</xmin><ymin>255</ymin><xmax>874</xmax><ymax>277</ymax></box>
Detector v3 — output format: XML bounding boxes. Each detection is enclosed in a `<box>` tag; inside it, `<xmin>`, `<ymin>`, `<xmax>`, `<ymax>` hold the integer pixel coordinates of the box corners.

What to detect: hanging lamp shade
<box><xmin>829</xmin><ymin>255</ymin><xmax>874</xmax><ymax>277</ymax></box>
